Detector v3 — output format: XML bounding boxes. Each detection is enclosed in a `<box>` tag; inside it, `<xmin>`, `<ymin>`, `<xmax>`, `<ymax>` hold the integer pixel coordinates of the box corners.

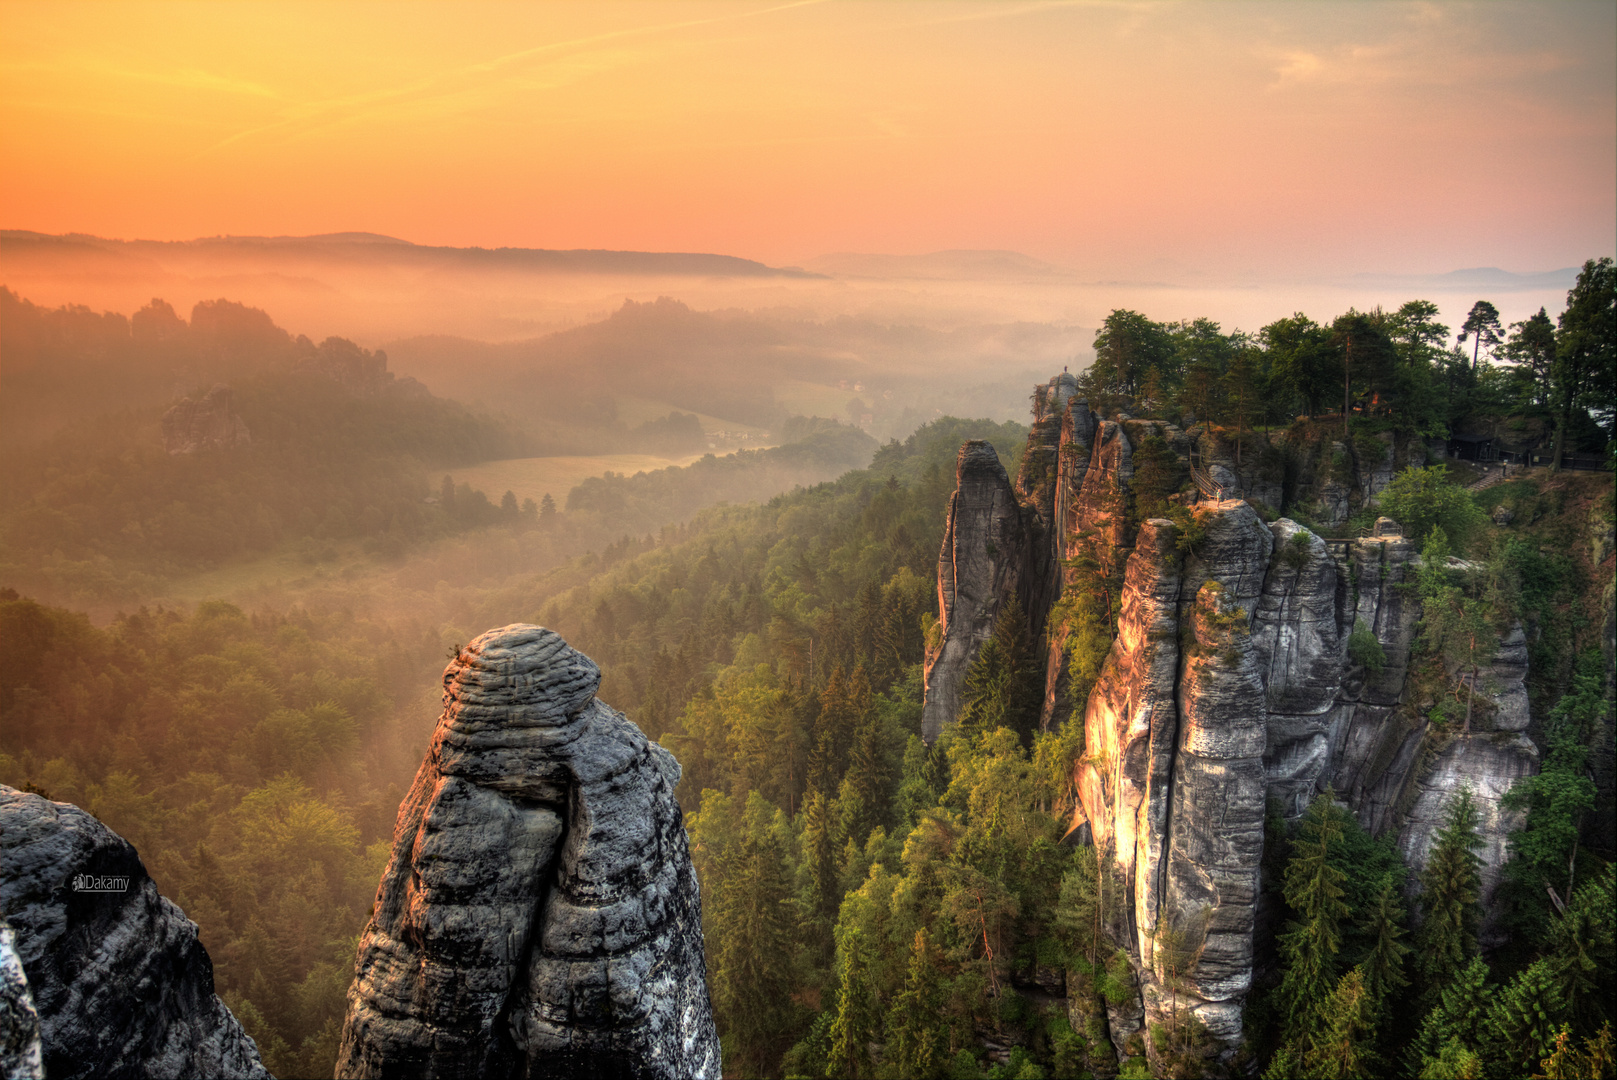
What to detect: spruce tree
<box><xmin>1277</xmin><ymin>793</ymin><xmax>1351</xmax><ymax>1030</ymax></box>
<box><xmin>712</xmin><ymin>820</ymin><xmax>801</xmax><ymax>1077</ymax></box>
<box><xmin>803</xmin><ymin>787</ymin><xmax>842</xmax><ymax>925</ymax></box>
<box><xmin>1547</xmin><ymin>864</ymin><xmax>1616</xmax><ymax>1033</ymax></box>
<box><xmin>1302</xmin><ymin>967</ymin><xmax>1376</xmax><ymax>1080</ymax></box>
<box><xmin>1358</xmin><ymin>875</ymin><xmax>1410</xmax><ymax>1021</ymax></box>
<box><xmin>1416</xmin><ymin>788</ymin><xmax>1483</xmax><ymax>998</ymax></box>
<box><xmin>888</xmin><ymin>929</ymin><xmax>947</xmax><ymax>1079</ymax></box>
<box><xmin>1484</xmin><ymin>958</ymin><xmax>1567</xmax><ymax>1079</ymax></box>
<box><xmin>1410</xmin><ymin>956</ymin><xmax>1490</xmax><ymax>1078</ymax></box>
<box><xmin>827</xmin><ymin>927</ymin><xmax>879</xmax><ymax>1079</ymax></box>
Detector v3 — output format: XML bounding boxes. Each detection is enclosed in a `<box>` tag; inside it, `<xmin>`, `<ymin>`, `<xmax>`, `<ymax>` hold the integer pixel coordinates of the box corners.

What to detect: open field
<box><xmin>773</xmin><ymin>378</ymin><xmax>862</xmax><ymax>421</ymax></box>
<box><xmin>613</xmin><ymin>396</ymin><xmax>775</xmax><ymax>446</ymax></box>
<box><xmin>445</xmin><ymin>453</ymin><xmax>709</xmax><ymax>507</ymax></box>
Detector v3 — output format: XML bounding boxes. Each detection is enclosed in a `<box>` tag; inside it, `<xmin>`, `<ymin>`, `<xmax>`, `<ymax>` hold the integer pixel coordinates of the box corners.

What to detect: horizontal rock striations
<box><xmin>337</xmin><ymin>624</ymin><xmax>717</xmax><ymax>1080</ymax></box>
<box><xmin>0</xmin><ymin>786</ymin><xmax>271</xmax><ymax>1080</ymax></box>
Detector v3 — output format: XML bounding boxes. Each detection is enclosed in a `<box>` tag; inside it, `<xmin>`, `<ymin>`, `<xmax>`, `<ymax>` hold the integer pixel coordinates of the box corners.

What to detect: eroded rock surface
<box><xmin>160</xmin><ymin>383</ymin><xmax>251</xmax><ymax>454</ymax></box>
<box><xmin>922</xmin><ymin>378</ymin><xmax>1549</xmax><ymax>1052</ymax></box>
<box><xmin>922</xmin><ymin>441</ymin><xmax>1042</xmax><ymax>744</ymax></box>
<box><xmin>0</xmin><ymin>786</ymin><xmax>271</xmax><ymax>1080</ymax></box>
<box><xmin>1397</xmin><ymin>733</ymin><xmax>1539</xmax><ymax>947</ymax></box>
<box><xmin>0</xmin><ymin>918</ymin><xmax>44</xmax><ymax>1080</ymax></box>
<box><xmin>337</xmin><ymin>624</ymin><xmax>717</xmax><ymax>1080</ymax></box>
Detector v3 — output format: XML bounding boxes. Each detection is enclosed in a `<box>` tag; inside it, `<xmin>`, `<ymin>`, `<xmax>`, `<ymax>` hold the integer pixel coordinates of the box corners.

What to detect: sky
<box><xmin>2</xmin><ymin>1</ymin><xmax>1613</xmax><ymax>280</ymax></box>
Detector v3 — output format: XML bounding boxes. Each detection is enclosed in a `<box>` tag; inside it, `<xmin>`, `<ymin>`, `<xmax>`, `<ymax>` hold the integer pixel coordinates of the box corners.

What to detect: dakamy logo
<box><xmin>72</xmin><ymin>873</ymin><xmax>130</xmax><ymax>893</ymax></box>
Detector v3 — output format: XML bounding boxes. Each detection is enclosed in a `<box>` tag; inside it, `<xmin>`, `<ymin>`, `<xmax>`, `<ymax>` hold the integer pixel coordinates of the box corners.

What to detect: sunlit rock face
<box><xmin>923</xmin><ymin>376</ymin><xmax>1552</xmax><ymax>1053</ymax></box>
<box><xmin>160</xmin><ymin>383</ymin><xmax>251</xmax><ymax>454</ymax></box>
<box><xmin>336</xmin><ymin>624</ymin><xmax>717</xmax><ymax>1080</ymax></box>
<box><xmin>0</xmin><ymin>787</ymin><xmax>271</xmax><ymax>1080</ymax></box>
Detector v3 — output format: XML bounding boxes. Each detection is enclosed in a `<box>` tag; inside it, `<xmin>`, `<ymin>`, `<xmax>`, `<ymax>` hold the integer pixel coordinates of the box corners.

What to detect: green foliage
<box><xmin>1534</xmin><ymin>1022</ymin><xmax>1617</xmax><ymax>1080</ymax></box>
<box><xmin>1302</xmin><ymin>967</ymin><xmax>1378</xmax><ymax>1080</ymax></box>
<box><xmin>1410</xmin><ymin>956</ymin><xmax>1491</xmax><ymax>1078</ymax></box>
<box><xmin>1485</xmin><ymin>958</ymin><xmax>1568</xmax><ymax>1078</ymax></box>
<box><xmin>1346</xmin><ymin>619</ymin><xmax>1387</xmax><ymax>676</ymax></box>
<box><xmin>1128</xmin><ymin>434</ymin><xmax>1181</xmax><ymax>523</ymax></box>
<box><xmin>1416</xmin><ymin>790</ymin><xmax>1484</xmax><ymax>998</ymax></box>
<box><xmin>1278</xmin><ymin>793</ymin><xmax>1352</xmax><ymax>1031</ymax></box>
<box><xmin>1379</xmin><ymin>466</ymin><xmax>1487</xmax><ymax>552</ymax></box>
<box><xmin>0</xmin><ymin>594</ymin><xmax>428</xmax><ymax>1076</ymax></box>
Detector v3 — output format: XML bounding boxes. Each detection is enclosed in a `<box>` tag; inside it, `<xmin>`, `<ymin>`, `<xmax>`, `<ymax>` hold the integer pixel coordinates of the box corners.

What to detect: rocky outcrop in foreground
<box><xmin>0</xmin><ymin>786</ymin><xmax>271</xmax><ymax>1080</ymax></box>
<box><xmin>0</xmin><ymin>917</ymin><xmax>44</xmax><ymax>1080</ymax></box>
<box><xmin>337</xmin><ymin>624</ymin><xmax>718</xmax><ymax>1080</ymax></box>
<box><xmin>161</xmin><ymin>383</ymin><xmax>251</xmax><ymax>454</ymax></box>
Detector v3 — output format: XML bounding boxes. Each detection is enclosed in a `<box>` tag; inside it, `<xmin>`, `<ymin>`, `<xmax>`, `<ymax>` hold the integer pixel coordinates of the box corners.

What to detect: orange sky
<box><xmin>2</xmin><ymin>1</ymin><xmax>1613</xmax><ymax>278</ymax></box>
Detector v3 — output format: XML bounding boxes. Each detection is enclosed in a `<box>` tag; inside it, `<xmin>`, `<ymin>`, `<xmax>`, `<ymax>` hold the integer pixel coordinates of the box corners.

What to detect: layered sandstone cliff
<box><xmin>337</xmin><ymin>624</ymin><xmax>718</xmax><ymax>1080</ymax></box>
<box><xmin>0</xmin><ymin>786</ymin><xmax>271</xmax><ymax>1080</ymax></box>
<box><xmin>921</xmin><ymin>376</ymin><xmax>1542</xmax><ymax>1053</ymax></box>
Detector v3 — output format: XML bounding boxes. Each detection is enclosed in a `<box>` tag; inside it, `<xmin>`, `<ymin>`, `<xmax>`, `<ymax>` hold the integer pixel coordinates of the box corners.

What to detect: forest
<box><xmin>0</xmin><ymin>260</ymin><xmax>1613</xmax><ymax>1079</ymax></box>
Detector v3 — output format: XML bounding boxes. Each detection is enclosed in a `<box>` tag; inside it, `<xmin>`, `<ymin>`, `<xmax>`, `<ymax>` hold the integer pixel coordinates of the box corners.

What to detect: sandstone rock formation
<box><xmin>922</xmin><ymin>441</ymin><xmax>1042</xmax><ymax>744</ymax></box>
<box><xmin>921</xmin><ymin>376</ymin><xmax>1546</xmax><ymax>1053</ymax></box>
<box><xmin>161</xmin><ymin>383</ymin><xmax>252</xmax><ymax>454</ymax></box>
<box><xmin>337</xmin><ymin>624</ymin><xmax>718</xmax><ymax>1080</ymax></box>
<box><xmin>0</xmin><ymin>918</ymin><xmax>44</xmax><ymax>1080</ymax></box>
<box><xmin>0</xmin><ymin>786</ymin><xmax>271</xmax><ymax>1080</ymax></box>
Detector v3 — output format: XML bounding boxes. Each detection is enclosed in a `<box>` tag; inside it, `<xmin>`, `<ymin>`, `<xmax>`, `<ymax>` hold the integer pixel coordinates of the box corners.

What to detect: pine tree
<box><xmin>1277</xmin><ymin>793</ymin><xmax>1351</xmax><ymax>1030</ymax></box>
<box><xmin>1485</xmin><ymin>959</ymin><xmax>1567</xmax><ymax>1079</ymax></box>
<box><xmin>1416</xmin><ymin>789</ymin><xmax>1484</xmax><ymax>998</ymax></box>
<box><xmin>889</xmin><ymin>929</ymin><xmax>947</xmax><ymax>1079</ymax></box>
<box><xmin>827</xmin><ymin>927</ymin><xmax>879</xmax><ymax>1079</ymax></box>
<box><xmin>1546</xmin><ymin>864</ymin><xmax>1616</xmax><ymax>1033</ymax></box>
<box><xmin>803</xmin><ymin>786</ymin><xmax>843</xmax><ymax>925</ymax></box>
<box><xmin>712</xmin><ymin>818</ymin><xmax>801</xmax><ymax>1077</ymax></box>
<box><xmin>812</xmin><ymin>667</ymin><xmax>854</xmax><ymax>794</ymax></box>
<box><xmin>1534</xmin><ymin>1022</ymin><xmax>1616</xmax><ymax>1080</ymax></box>
<box><xmin>1358</xmin><ymin>875</ymin><xmax>1411</xmax><ymax>1020</ymax></box>
<box><xmin>1410</xmin><ymin>956</ymin><xmax>1490</xmax><ymax>1078</ymax></box>
<box><xmin>1302</xmin><ymin>967</ymin><xmax>1376</xmax><ymax>1080</ymax></box>
<box><xmin>837</xmin><ymin>665</ymin><xmax>889</xmax><ymax>843</ymax></box>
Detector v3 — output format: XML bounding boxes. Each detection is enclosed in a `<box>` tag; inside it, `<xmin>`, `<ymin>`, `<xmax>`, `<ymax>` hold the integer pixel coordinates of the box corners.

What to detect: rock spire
<box><xmin>337</xmin><ymin>624</ymin><xmax>718</xmax><ymax>1080</ymax></box>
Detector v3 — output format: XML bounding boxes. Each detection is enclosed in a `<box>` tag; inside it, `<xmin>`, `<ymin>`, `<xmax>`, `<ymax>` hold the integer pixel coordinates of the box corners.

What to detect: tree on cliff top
<box><xmin>1550</xmin><ymin>256</ymin><xmax>1616</xmax><ymax>468</ymax></box>
<box><xmin>1457</xmin><ymin>300</ymin><xmax>1505</xmax><ymax>375</ymax></box>
<box><xmin>1083</xmin><ymin>309</ymin><xmax>1175</xmax><ymax>408</ymax></box>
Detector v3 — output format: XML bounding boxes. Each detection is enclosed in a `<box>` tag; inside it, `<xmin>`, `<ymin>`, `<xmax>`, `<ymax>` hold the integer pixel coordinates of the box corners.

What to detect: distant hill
<box><xmin>0</xmin><ymin>229</ymin><xmax>822</xmax><ymax>279</ymax></box>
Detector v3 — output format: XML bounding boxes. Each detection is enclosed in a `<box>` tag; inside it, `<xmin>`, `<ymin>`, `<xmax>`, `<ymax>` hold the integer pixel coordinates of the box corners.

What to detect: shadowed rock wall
<box><xmin>337</xmin><ymin>624</ymin><xmax>718</xmax><ymax>1080</ymax></box>
<box><xmin>0</xmin><ymin>787</ymin><xmax>271</xmax><ymax>1080</ymax></box>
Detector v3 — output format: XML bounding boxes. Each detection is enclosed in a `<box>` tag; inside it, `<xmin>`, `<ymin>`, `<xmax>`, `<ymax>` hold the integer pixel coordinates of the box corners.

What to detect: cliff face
<box><xmin>337</xmin><ymin>624</ymin><xmax>718</xmax><ymax>1080</ymax></box>
<box><xmin>160</xmin><ymin>383</ymin><xmax>251</xmax><ymax>454</ymax></box>
<box><xmin>0</xmin><ymin>786</ymin><xmax>270</xmax><ymax>1080</ymax></box>
<box><xmin>922</xmin><ymin>378</ymin><xmax>1545</xmax><ymax>1051</ymax></box>
<box><xmin>921</xmin><ymin>441</ymin><xmax>1044</xmax><ymax>744</ymax></box>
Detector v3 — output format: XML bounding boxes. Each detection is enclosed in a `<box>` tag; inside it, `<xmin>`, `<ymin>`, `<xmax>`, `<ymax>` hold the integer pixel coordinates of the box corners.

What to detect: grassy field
<box><xmin>445</xmin><ymin>453</ymin><xmax>709</xmax><ymax>507</ymax></box>
<box><xmin>613</xmin><ymin>395</ymin><xmax>774</xmax><ymax>444</ymax></box>
<box><xmin>773</xmin><ymin>378</ymin><xmax>861</xmax><ymax>420</ymax></box>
